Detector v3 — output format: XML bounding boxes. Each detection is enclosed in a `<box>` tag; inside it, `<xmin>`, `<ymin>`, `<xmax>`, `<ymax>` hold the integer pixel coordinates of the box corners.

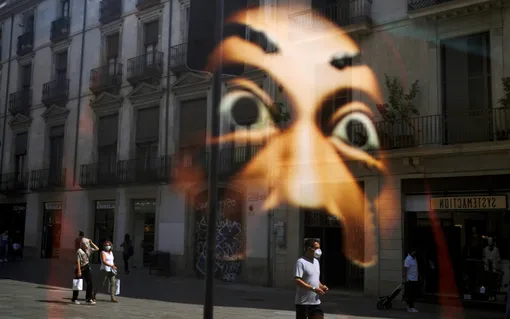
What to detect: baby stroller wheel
<box><xmin>376</xmin><ymin>300</ymin><xmax>385</xmax><ymax>310</ymax></box>
<box><xmin>386</xmin><ymin>302</ymin><xmax>392</xmax><ymax>309</ymax></box>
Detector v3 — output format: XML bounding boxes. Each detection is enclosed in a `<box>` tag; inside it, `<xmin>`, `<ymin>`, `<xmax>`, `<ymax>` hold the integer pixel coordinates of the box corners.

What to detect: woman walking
<box><xmin>100</xmin><ymin>241</ymin><xmax>118</xmax><ymax>302</ymax></box>
<box><xmin>120</xmin><ymin>234</ymin><xmax>133</xmax><ymax>275</ymax></box>
<box><xmin>71</xmin><ymin>238</ymin><xmax>99</xmax><ymax>305</ymax></box>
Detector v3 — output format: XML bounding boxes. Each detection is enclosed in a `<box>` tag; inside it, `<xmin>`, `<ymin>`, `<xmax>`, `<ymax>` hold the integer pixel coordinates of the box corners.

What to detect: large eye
<box><xmin>220</xmin><ymin>90</ymin><xmax>274</xmax><ymax>129</ymax></box>
<box><xmin>331</xmin><ymin>112</ymin><xmax>379</xmax><ymax>151</ymax></box>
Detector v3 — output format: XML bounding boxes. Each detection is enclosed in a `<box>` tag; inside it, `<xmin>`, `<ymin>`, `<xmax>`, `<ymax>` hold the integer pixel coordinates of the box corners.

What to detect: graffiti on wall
<box><xmin>194</xmin><ymin>188</ymin><xmax>244</xmax><ymax>282</ymax></box>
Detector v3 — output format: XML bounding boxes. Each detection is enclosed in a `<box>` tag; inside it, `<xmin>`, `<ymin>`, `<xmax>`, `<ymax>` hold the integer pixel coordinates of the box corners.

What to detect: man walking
<box><xmin>403</xmin><ymin>248</ymin><xmax>419</xmax><ymax>313</ymax></box>
<box><xmin>295</xmin><ymin>238</ymin><xmax>328</xmax><ymax>319</ymax></box>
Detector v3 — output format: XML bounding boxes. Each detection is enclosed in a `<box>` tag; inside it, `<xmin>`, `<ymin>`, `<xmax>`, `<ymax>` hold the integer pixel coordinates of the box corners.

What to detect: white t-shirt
<box><xmin>404</xmin><ymin>254</ymin><xmax>418</xmax><ymax>281</ymax></box>
<box><xmin>294</xmin><ymin>257</ymin><xmax>321</xmax><ymax>305</ymax></box>
<box><xmin>100</xmin><ymin>251</ymin><xmax>115</xmax><ymax>272</ymax></box>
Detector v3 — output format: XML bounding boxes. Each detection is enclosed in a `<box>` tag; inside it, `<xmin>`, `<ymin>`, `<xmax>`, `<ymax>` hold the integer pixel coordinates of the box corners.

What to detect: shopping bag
<box><xmin>72</xmin><ymin>278</ymin><xmax>83</xmax><ymax>291</ymax></box>
<box><xmin>108</xmin><ymin>279</ymin><xmax>120</xmax><ymax>295</ymax></box>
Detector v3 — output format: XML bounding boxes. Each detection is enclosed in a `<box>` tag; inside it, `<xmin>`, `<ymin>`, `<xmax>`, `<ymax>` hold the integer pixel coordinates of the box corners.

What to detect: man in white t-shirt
<box><xmin>403</xmin><ymin>248</ymin><xmax>419</xmax><ymax>313</ymax></box>
<box><xmin>294</xmin><ymin>238</ymin><xmax>328</xmax><ymax>319</ymax></box>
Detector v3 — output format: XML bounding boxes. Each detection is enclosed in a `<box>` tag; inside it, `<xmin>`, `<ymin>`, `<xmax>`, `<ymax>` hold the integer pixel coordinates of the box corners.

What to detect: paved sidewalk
<box><xmin>0</xmin><ymin>258</ymin><xmax>505</xmax><ymax>319</ymax></box>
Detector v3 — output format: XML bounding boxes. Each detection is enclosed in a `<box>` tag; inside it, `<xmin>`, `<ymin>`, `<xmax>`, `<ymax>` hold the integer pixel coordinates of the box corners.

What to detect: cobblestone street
<box><xmin>0</xmin><ymin>259</ymin><xmax>505</xmax><ymax>318</ymax></box>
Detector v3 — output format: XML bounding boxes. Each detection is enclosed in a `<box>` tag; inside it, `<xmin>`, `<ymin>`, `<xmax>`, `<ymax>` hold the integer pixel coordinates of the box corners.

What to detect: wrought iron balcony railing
<box><xmin>42</xmin><ymin>75</ymin><xmax>69</xmax><ymax>106</ymax></box>
<box><xmin>100</xmin><ymin>0</ymin><xmax>122</xmax><ymax>24</ymax></box>
<box><xmin>127</xmin><ymin>51</ymin><xmax>164</xmax><ymax>85</ymax></box>
<box><xmin>136</xmin><ymin>0</ymin><xmax>161</xmax><ymax>11</ymax></box>
<box><xmin>350</xmin><ymin>108</ymin><xmax>510</xmax><ymax>150</ymax></box>
<box><xmin>169</xmin><ymin>43</ymin><xmax>187</xmax><ymax>73</ymax></box>
<box><xmin>80</xmin><ymin>162</ymin><xmax>119</xmax><ymax>187</ymax></box>
<box><xmin>17</xmin><ymin>31</ymin><xmax>33</xmax><ymax>56</ymax></box>
<box><xmin>9</xmin><ymin>88</ymin><xmax>32</xmax><ymax>116</ymax></box>
<box><xmin>408</xmin><ymin>0</ymin><xmax>453</xmax><ymax>11</ymax></box>
<box><xmin>90</xmin><ymin>63</ymin><xmax>123</xmax><ymax>94</ymax></box>
<box><xmin>289</xmin><ymin>0</ymin><xmax>372</xmax><ymax>29</ymax></box>
<box><xmin>0</xmin><ymin>172</ymin><xmax>29</xmax><ymax>193</ymax></box>
<box><xmin>29</xmin><ymin>168</ymin><xmax>66</xmax><ymax>190</ymax></box>
<box><xmin>117</xmin><ymin>156</ymin><xmax>170</xmax><ymax>184</ymax></box>
<box><xmin>50</xmin><ymin>16</ymin><xmax>70</xmax><ymax>43</ymax></box>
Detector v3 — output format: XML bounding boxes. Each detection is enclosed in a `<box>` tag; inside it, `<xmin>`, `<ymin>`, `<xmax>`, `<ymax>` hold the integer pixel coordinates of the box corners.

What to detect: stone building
<box><xmin>0</xmin><ymin>0</ymin><xmax>509</xmax><ymax>306</ymax></box>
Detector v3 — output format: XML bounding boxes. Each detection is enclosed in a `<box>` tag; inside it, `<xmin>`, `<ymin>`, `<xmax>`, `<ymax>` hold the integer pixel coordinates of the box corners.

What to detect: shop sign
<box><xmin>96</xmin><ymin>201</ymin><xmax>115</xmax><ymax>210</ymax></box>
<box><xmin>45</xmin><ymin>202</ymin><xmax>62</xmax><ymax>210</ymax></box>
<box><xmin>12</xmin><ymin>204</ymin><xmax>26</xmax><ymax>211</ymax></box>
<box><xmin>430</xmin><ymin>196</ymin><xmax>507</xmax><ymax>210</ymax></box>
<box><xmin>134</xmin><ymin>199</ymin><xmax>156</xmax><ymax>212</ymax></box>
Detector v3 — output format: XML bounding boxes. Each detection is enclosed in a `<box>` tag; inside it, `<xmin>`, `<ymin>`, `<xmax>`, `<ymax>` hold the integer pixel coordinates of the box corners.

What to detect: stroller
<box><xmin>377</xmin><ymin>282</ymin><xmax>404</xmax><ymax>310</ymax></box>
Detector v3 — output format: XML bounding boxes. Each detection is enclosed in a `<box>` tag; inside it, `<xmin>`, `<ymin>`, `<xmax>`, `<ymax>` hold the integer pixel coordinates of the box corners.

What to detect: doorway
<box><xmin>41</xmin><ymin>202</ymin><xmax>62</xmax><ymax>259</ymax></box>
<box><xmin>92</xmin><ymin>200</ymin><xmax>115</xmax><ymax>263</ymax></box>
<box><xmin>132</xmin><ymin>199</ymin><xmax>156</xmax><ymax>267</ymax></box>
<box><xmin>303</xmin><ymin>209</ymin><xmax>364</xmax><ymax>290</ymax></box>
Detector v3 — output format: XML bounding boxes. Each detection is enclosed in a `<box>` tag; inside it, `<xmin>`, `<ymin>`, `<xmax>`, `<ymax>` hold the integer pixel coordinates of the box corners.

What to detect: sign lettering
<box><xmin>45</xmin><ymin>202</ymin><xmax>62</xmax><ymax>210</ymax></box>
<box><xmin>96</xmin><ymin>201</ymin><xmax>115</xmax><ymax>210</ymax></box>
<box><xmin>195</xmin><ymin>199</ymin><xmax>237</xmax><ymax>212</ymax></box>
<box><xmin>430</xmin><ymin>196</ymin><xmax>507</xmax><ymax>210</ymax></box>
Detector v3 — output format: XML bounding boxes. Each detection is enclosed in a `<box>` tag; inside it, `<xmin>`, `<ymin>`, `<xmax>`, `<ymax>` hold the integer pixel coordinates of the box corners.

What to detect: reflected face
<box><xmin>205</xmin><ymin>6</ymin><xmax>388</xmax><ymax>266</ymax></box>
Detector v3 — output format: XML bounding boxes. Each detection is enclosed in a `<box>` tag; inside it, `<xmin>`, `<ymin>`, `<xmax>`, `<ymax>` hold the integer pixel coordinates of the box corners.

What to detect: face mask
<box><xmin>105</xmin><ymin>246</ymin><xmax>111</xmax><ymax>251</ymax></box>
<box><xmin>313</xmin><ymin>249</ymin><xmax>322</xmax><ymax>259</ymax></box>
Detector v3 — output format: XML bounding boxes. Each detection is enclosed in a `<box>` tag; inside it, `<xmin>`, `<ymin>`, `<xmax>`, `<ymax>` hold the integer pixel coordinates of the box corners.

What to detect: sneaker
<box><xmin>71</xmin><ymin>300</ymin><xmax>80</xmax><ymax>305</ymax></box>
<box><xmin>86</xmin><ymin>300</ymin><xmax>96</xmax><ymax>305</ymax></box>
<box><xmin>407</xmin><ymin>308</ymin><xmax>418</xmax><ymax>313</ymax></box>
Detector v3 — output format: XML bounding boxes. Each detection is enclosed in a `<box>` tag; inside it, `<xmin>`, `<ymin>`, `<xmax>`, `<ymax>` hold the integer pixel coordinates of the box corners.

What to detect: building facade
<box><xmin>0</xmin><ymin>0</ymin><xmax>509</xmax><ymax>305</ymax></box>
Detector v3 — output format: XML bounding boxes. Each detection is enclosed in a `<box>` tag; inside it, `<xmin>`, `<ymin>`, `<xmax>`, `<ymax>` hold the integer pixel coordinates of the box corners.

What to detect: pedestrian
<box><xmin>71</xmin><ymin>237</ymin><xmax>99</xmax><ymax>305</ymax></box>
<box><xmin>295</xmin><ymin>238</ymin><xmax>328</xmax><ymax>319</ymax></box>
<box><xmin>75</xmin><ymin>230</ymin><xmax>84</xmax><ymax>251</ymax></box>
<box><xmin>120</xmin><ymin>234</ymin><xmax>133</xmax><ymax>275</ymax></box>
<box><xmin>0</xmin><ymin>230</ymin><xmax>9</xmax><ymax>262</ymax></box>
<box><xmin>403</xmin><ymin>248</ymin><xmax>419</xmax><ymax>313</ymax></box>
<box><xmin>100</xmin><ymin>240</ymin><xmax>118</xmax><ymax>303</ymax></box>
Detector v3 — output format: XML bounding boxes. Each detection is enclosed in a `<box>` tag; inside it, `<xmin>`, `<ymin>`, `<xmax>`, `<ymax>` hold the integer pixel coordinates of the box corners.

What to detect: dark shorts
<box><xmin>296</xmin><ymin>304</ymin><xmax>324</xmax><ymax>319</ymax></box>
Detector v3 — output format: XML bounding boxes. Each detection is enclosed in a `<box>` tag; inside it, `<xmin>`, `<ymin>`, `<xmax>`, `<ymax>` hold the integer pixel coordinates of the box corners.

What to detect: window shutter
<box><xmin>106</xmin><ymin>34</ymin><xmax>120</xmax><ymax>58</ymax></box>
<box><xmin>136</xmin><ymin>107</ymin><xmax>160</xmax><ymax>143</ymax></box>
<box><xmin>179</xmin><ymin>99</ymin><xmax>207</xmax><ymax>147</ymax></box>
<box><xmin>144</xmin><ymin>21</ymin><xmax>159</xmax><ymax>45</ymax></box>
<box><xmin>98</xmin><ymin>114</ymin><xmax>119</xmax><ymax>147</ymax></box>
<box><xmin>15</xmin><ymin>132</ymin><xmax>28</xmax><ymax>156</ymax></box>
<box><xmin>50</xmin><ymin>125</ymin><xmax>65</xmax><ymax>138</ymax></box>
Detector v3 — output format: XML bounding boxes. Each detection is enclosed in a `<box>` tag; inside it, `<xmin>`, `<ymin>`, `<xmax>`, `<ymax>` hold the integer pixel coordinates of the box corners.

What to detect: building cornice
<box><xmin>0</xmin><ymin>0</ymin><xmax>42</xmax><ymax>21</ymax></box>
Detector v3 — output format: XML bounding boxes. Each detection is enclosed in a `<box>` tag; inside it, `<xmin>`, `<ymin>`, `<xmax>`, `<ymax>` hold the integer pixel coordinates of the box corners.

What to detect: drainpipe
<box><xmin>164</xmin><ymin>0</ymin><xmax>173</xmax><ymax>166</ymax></box>
<box><xmin>0</xmin><ymin>14</ymin><xmax>15</xmax><ymax>175</ymax></box>
<box><xmin>72</xmin><ymin>0</ymin><xmax>88</xmax><ymax>186</ymax></box>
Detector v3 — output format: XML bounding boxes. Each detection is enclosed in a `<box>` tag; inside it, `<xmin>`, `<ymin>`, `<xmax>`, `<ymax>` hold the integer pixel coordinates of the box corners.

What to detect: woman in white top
<box><xmin>100</xmin><ymin>241</ymin><xmax>118</xmax><ymax>302</ymax></box>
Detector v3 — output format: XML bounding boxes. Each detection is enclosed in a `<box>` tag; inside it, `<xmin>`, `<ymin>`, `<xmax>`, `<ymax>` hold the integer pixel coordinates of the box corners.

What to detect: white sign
<box><xmin>45</xmin><ymin>202</ymin><xmax>62</xmax><ymax>210</ymax></box>
<box><xmin>96</xmin><ymin>201</ymin><xmax>115</xmax><ymax>210</ymax></box>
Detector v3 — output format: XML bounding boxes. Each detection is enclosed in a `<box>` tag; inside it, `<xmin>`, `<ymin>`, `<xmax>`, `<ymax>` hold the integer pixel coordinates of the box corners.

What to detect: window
<box><xmin>61</xmin><ymin>0</ymin><xmax>70</xmax><ymax>18</ymax></box>
<box><xmin>14</xmin><ymin>133</ymin><xmax>28</xmax><ymax>178</ymax></box>
<box><xmin>144</xmin><ymin>20</ymin><xmax>159</xmax><ymax>64</ymax></box>
<box><xmin>179</xmin><ymin>99</ymin><xmax>207</xmax><ymax>149</ymax></box>
<box><xmin>181</xmin><ymin>6</ymin><xmax>190</xmax><ymax>41</ymax></box>
<box><xmin>136</xmin><ymin>107</ymin><xmax>159</xmax><ymax>156</ymax></box>
<box><xmin>106</xmin><ymin>33</ymin><xmax>120</xmax><ymax>75</ymax></box>
<box><xmin>49</xmin><ymin>125</ymin><xmax>64</xmax><ymax>180</ymax></box>
<box><xmin>20</xmin><ymin>63</ymin><xmax>31</xmax><ymax>89</ymax></box>
<box><xmin>22</xmin><ymin>11</ymin><xmax>35</xmax><ymax>33</ymax></box>
<box><xmin>55</xmin><ymin>50</ymin><xmax>68</xmax><ymax>81</ymax></box>
<box><xmin>97</xmin><ymin>114</ymin><xmax>118</xmax><ymax>174</ymax></box>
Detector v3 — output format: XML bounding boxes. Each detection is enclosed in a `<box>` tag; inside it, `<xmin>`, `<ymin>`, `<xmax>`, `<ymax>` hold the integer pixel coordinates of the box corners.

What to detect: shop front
<box><xmin>41</xmin><ymin>202</ymin><xmax>63</xmax><ymax>259</ymax></box>
<box><xmin>0</xmin><ymin>203</ymin><xmax>26</xmax><ymax>257</ymax></box>
<box><xmin>132</xmin><ymin>199</ymin><xmax>156</xmax><ymax>267</ymax></box>
<box><xmin>403</xmin><ymin>176</ymin><xmax>510</xmax><ymax>305</ymax></box>
<box><xmin>92</xmin><ymin>200</ymin><xmax>115</xmax><ymax>263</ymax></box>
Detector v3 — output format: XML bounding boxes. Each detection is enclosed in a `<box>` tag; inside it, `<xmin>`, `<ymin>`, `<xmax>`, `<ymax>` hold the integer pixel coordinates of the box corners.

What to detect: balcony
<box><xmin>289</xmin><ymin>0</ymin><xmax>372</xmax><ymax>34</ymax></box>
<box><xmin>407</xmin><ymin>0</ymin><xmax>498</xmax><ymax>20</ymax></box>
<box><xmin>16</xmin><ymin>31</ymin><xmax>33</xmax><ymax>56</ymax></box>
<box><xmin>117</xmin><ymin>156</ymin><xmax>170</xmax><ymax>184</ymax></box>
<box><xmin>9</xmin><ymin>89</ymin><xmax>32</xmax><ymax>116</ymax></box>
<box><xmin>351</xmin><ymin>108</ymin><xmax>510</xmax><ymax>151</ymax></box>
<box><xmin>79</xmin><ymin>163</ymin><xmax>119</xmax><ymax>187</ymax></box>
<box><xmin>173</xmin><ymin>145</ymin><xmax>264</xmax><ymax>179</ymax></box>
<box><xmin>50</xmin><ymin>16</ymin><xmax>70</xmax><ymax>43</ymax></box>
<box><xmin>29</xmin><ymin>168</ymin><xmax>66</xmax><ymax>191</ymax></box>
<box><xmin>100</xmin><ymin>0</ymin><xmax>122</xmax><ymax>24</ymax></box>
<box><xmin>0</xmin><ymin>172</ymin><xmax>28</xmax><ymax>193</ymax></box>
<box><xmin>90</xmin><ymin>63</ymin><xmax>123</xmax><ymax>94</ymax></box>
<box><xmin>169</xmin><ymin>43</ymin><xmax>188</xmax><ymax>74</ymax></box>
<box><xmin>136</xmin><ymin>0</ymin><xmax>161</xmax><ymax>11</ymax></box>
<box><xmin>127</xmin><ymin>51</ymin><xmax>164</xmax><ymax>86</ymax></box>
<box><xmin>42</xmin><ymin>76</ymin><xmax>69</xmax><ymax>107</ymax></box>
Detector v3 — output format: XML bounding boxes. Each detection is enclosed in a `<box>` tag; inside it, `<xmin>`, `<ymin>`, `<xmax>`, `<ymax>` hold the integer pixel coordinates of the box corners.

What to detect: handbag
<box><xmin>108</xmin><ymin>278</ymin><xmax>120</xmax><ymax>295</ymax></box>
<box><xmin>72</xmin><ymin>278</ymin><xmax>83</xmax><ymax>291</ymax></box>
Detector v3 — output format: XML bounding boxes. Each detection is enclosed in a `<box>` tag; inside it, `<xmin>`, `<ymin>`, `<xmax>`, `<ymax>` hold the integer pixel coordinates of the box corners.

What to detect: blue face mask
<box><xmin>105</xmin><ymin>246</ymin><xmax>111</xmax><ymax>251</ymax></box>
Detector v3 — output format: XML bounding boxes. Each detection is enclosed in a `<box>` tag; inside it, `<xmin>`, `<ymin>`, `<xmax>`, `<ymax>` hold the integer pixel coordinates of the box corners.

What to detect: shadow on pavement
<box><xmin>1</xmin><ymin>259</ymin><xmax>504</xmax><ymax>319</ymax></box>
<box><xmin>36</xmin><ymin>300</ymin><xmax>72</xmax><ymax>305</ymax></box>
